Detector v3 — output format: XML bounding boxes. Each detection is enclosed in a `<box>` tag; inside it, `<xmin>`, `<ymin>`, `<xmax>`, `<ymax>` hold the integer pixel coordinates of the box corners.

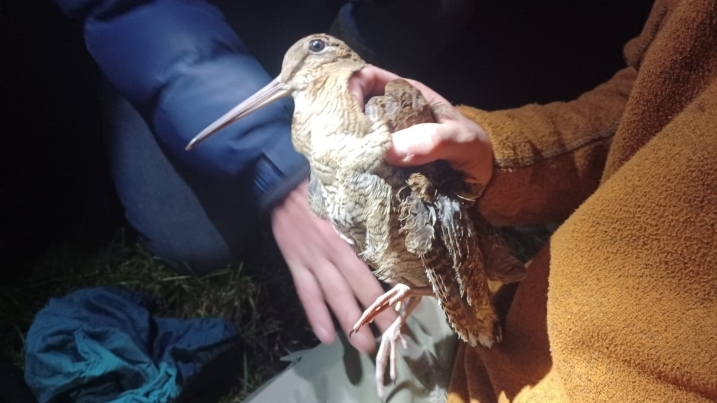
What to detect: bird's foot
<box><xmin>375</xmin><ymin>296</ymin><xmax>423</xmax><ymax>402</ymax></box>
<box><xmin>349</xmin><ymin>284</ymin><xmax>432</xmax><ymax>401</ymax></box>
<box><xmin>349</xmin><ymin>284</ymin><xmax>432</xmax><ymax>337</ymax></box>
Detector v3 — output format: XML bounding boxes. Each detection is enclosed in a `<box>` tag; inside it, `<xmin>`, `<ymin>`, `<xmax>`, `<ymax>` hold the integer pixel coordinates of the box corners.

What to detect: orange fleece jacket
<box><xmin>449</xmin><ymin>0</ymin><xmax>717</xmax><ymax>402</ymax></box>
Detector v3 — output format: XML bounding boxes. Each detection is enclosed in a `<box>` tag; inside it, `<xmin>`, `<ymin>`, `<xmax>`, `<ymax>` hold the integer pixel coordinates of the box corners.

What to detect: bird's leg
<box><xmin>375</xmin><ymin>295</ymin><xmax>423</xmax><ymax>401</ymax></box>
<box><xmin>349</xmin><ymin>284</ymin><xmax>432</xmax><ymax>336</ymax></box>
<box><xmin>349</xmin><ymin>283</ymin><xmax>433</xmax><ymax>401</ymax></box>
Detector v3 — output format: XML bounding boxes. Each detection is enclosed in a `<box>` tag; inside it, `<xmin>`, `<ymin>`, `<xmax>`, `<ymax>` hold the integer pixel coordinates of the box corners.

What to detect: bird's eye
<box><xmin>308</xmin><ymin>39</ymin><xmax>326</xmax><ymax>53</ymax></box>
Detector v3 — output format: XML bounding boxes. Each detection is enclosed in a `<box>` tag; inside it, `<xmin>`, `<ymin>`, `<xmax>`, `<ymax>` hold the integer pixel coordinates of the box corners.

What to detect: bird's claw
<box><xmin>351</xmin><ymin>284</ymin><xmax>413</xmax><ymax>337</ymax></box>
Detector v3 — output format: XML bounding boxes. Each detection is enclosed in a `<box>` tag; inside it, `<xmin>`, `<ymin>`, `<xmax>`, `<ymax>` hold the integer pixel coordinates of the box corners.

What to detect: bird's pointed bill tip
<box><xmin>185</xmin><ymin>127</ymin><xmax>214</xmax><ymax>151</ymax></box>
<box><xmin>184</xmin><ymin>76</ymin><xmax>291</xmax><ymax>151</ymax></box>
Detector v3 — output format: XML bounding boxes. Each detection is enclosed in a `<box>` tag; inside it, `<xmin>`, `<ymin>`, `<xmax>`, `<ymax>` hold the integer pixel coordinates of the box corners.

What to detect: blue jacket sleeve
<box><xmin>55</xmin><ymin>0</ymin><xmax>309</xmax><ymax>213</ymax></box>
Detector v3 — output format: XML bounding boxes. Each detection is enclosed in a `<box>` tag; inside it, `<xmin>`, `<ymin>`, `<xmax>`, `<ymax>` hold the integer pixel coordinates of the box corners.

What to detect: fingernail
<box><xmin>355</xmin><ymin>333</ymin><xmax>376</xmax><ymax>353</ymax></box>
<box><xmin>391</xmin><ymin>133</ymin><xmax>410</xmax><ymax>157</ymax></box>
<box><xmin>316</xmin><ymin>325</ymin><xmax>334</xmax><ymax>344</ymax></box>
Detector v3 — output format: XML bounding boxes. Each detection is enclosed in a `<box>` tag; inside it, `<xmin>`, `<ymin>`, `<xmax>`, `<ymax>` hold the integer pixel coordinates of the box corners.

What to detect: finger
<box><xmin>349</xmin><ymin>65</ymin><xmax>401</xmax><ymax>106</ymax></box>
<box><xmin>329</xmin><ymin>245</ymin><xmax>397</xmax><ymax>333</ymax></box>
<box><xmin>311</xmin><ymin>258</ymin><xmax>378</xmax><ymax>353</ymax></box>
<box><xmin>385</xmin><ymin>123</ymin><xmax>445</xmax><ymax>166</ymax></box>
<box><xmin>289</xmin><ymin>263</ymin><xmax>336</xmax><ymax>345</ymax></box>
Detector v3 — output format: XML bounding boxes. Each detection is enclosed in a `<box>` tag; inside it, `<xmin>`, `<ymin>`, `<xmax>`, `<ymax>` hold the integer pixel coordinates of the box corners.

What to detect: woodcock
<box><xmin>187</xmin><ymin>34</ymin><xmax>525</xmax><ymax>400</ymax></box>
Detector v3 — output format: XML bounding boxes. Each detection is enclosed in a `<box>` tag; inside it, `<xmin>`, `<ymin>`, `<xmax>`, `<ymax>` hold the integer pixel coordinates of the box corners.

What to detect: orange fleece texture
<box><xmin>449</xmin><ymin>0</ymin><xmax>717</xmax><ymax>402</ymax></box>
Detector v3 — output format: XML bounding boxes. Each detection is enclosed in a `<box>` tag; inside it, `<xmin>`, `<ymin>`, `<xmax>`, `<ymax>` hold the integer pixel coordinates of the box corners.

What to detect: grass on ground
<box><xmin>0</xmin><ymin>228</ymin><xmax>318</xmax><ymax>402</ymax></box>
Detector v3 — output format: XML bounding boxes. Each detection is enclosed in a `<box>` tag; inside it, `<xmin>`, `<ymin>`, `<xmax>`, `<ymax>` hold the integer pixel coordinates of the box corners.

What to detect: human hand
<box><xmin>349</xmin><ymin>65</ymin><xmax>495</xmax><ymax>186</ymax></box>
<box><xmin>270</xmin><ymin>180</ymin><xmax>397</xmax><ymax>354</ymax></box>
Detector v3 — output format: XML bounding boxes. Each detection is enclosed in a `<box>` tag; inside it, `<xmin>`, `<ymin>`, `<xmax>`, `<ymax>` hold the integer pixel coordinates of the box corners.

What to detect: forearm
<box><xmin>56</xmin><ymin>0</ymin><xmax>309</xmax><ymax>212</ymax></box>
<box><xmin>459</xmin><ymin>67</ymin><xmax>637</xmax><ymax>226</ymax></box>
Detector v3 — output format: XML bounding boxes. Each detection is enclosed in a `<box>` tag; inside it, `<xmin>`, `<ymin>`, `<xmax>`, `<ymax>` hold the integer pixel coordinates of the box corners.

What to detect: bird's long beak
<box><xmin>186</xmin><ymin>76</ymin><xmax>292</xmax><ymax>150</ymax></box>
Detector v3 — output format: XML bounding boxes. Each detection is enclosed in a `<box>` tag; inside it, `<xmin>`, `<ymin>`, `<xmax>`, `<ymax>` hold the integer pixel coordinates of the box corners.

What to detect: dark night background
<box><xmin>1</xmin><ymin>0</ymin><xmax>654</xmax><ymax>282</ymax></box>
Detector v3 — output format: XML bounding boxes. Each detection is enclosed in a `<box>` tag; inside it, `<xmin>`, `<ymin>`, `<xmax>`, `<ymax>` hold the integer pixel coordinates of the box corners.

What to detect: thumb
<box><xmin>385</xmin><ymin>123</ymin><xmax>444</xmax><ymax>166</ymax></box>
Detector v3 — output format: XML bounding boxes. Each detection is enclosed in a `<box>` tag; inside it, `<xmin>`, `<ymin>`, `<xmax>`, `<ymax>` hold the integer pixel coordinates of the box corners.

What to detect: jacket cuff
<box><xmin>254</xmin><ymin>142</ymin><xmax>310</xmax><ymax>214</ymax></box>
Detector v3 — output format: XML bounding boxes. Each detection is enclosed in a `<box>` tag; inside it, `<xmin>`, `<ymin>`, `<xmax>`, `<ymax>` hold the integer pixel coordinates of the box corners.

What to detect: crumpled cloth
<box><xmin>24</xmin><ymin>286</ymin><xmax>238</xmax><ymax>403</ymax></box>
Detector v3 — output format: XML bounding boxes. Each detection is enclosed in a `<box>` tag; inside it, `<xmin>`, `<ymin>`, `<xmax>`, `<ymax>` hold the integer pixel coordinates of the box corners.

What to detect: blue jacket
<box><xmin>54</xmin><ymin>0</ymin><xmax>311</xmax><ymax>214</ymax></box>
<box><xmin>53</xmin><ymin>0</ymin><xmax>474</xmax><ymax>214</ymax></box>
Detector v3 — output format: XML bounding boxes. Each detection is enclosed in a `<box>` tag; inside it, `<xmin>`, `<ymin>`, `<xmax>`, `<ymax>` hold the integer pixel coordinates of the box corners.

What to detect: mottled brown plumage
<box><xmin>187</xmin><ymin>34</ymin><xmax>526</xmax><ymax>401</ymax></box>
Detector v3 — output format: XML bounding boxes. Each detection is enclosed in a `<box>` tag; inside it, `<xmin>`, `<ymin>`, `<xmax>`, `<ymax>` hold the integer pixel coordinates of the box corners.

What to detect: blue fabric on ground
<box><xmin>24</xmin><ymin>287</ymin><xmax>238</xmax><ymax>403</ymax></box>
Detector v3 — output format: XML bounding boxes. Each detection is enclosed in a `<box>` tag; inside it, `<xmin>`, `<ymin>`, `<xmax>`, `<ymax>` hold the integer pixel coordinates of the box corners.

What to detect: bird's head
<box><xmin>186</xmin><ymin>34</ymin><xmax>364</xmax><ymax>150</ymax></box>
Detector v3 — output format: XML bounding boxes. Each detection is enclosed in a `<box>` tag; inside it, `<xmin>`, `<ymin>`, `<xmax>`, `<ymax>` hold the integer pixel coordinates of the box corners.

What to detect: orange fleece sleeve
<box><xmin>457</xmin><ymin>67</ymin><xmax>636</xmax><ymax>226</ymax></box>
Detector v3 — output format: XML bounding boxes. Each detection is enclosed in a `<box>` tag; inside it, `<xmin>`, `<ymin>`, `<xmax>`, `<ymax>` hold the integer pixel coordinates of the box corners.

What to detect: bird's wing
<box><xmin>398</xmin><ymin>173</ymin><xmax>500</xmax><ymax>347</ymax></box>
<box><xmin>435</xmin><ymin>193</ymin><xmax>502</xmax><ymax>347</ymax></box>
<box><xmin>420</xmin><ymin>161</ymin><xmax>526</xmax><ymax>284</ymax></box>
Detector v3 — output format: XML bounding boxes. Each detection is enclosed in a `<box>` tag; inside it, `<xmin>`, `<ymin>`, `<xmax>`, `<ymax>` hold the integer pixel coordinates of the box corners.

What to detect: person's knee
<box><xmin>141</xmin><ymin>230</ymin><xmax>237</xmax><ymax>276</ymax></box>
<box><xmin>100</xmin><ymin>84</ymin><xmax>250</xmax><ymax>275</ymax></box>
